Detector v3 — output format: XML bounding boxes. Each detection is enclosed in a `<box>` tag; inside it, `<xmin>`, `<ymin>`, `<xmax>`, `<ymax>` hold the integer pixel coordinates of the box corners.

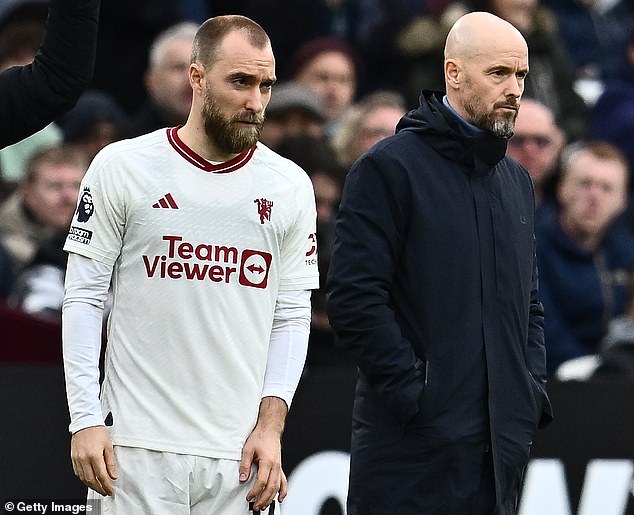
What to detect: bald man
<box><xmin>327</xmin><ymin>12</ymin><xmax>553</xmax><ymax>514</ymax></box>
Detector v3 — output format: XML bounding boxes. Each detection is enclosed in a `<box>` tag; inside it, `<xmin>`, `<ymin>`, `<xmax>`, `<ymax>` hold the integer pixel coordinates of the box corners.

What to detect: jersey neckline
<box><xmin>166</xmin><ymin>126</ymin><xmax>256</xmax><ymax>173</ymax></box>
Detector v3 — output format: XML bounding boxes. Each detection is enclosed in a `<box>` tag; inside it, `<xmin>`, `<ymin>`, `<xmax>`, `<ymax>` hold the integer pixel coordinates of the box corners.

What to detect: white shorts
<box><xmin>87</xmin><ymin>446</ymin><xmax>279</xmax><ymax>515</ymax></box>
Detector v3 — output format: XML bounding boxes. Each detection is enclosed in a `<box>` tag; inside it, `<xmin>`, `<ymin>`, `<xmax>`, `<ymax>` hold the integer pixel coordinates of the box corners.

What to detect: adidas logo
<box><xmin>152</xmin><ymin>193</ymin><xmax>179</xmax><ymax>209</ymax></box>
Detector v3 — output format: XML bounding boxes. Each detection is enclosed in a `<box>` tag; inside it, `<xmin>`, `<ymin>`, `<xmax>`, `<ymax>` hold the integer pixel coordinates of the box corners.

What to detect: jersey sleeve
<box><xmin>64</xmin><ymin>149</ymin><xmax>126</xmax><ymax>266</ymax></box>
<box><xmin>278</xmin><ymin>173</ymin><xmax>320</xmax><ymax>291</ymax></box>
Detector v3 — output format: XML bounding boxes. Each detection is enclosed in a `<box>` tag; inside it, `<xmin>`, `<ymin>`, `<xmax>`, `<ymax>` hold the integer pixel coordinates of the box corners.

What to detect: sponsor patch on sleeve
<box><xmin>68</xmin><ymin>226</ymin><xmax>93</xmax><ymax>245</ymax></box>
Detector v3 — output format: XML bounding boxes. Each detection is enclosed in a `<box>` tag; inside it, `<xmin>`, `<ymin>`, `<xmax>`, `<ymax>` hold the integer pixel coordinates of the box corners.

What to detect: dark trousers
<box><xmin>347</xmin><ymin>438</ymin><xmax>496</xmax><ymax>515</ymax></box>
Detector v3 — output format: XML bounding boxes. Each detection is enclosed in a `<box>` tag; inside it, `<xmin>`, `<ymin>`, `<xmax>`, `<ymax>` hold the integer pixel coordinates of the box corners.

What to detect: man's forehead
<box><xmin>477</xmin><ymin>47</ymin><xmax>528</xmax><ymax>66</ymax></box>
<box><xmin>515</xmin><ymin>117</ymin><xmax>555</xmax><ymax>134</ymax></box>
<box><xmin>213</xmin><ymin>39</ymin><xmax>274</xmax><ymax>77</ymax></box>
<box><xmin>567</xmin><ymin>152</ymin><xmax>627</xmax><ymax>181</ymax></box>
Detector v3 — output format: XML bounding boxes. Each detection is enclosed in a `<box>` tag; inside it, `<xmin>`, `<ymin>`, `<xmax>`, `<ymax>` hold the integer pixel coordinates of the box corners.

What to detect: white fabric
<box><xmin>62</xmin><ymin>253</ymin><xmax>112</xmax><ymax>433</ymax></box>
<box><xmin>87</xmin><ymin>446</ymin><xmax>279</xmax><ymax>515</ymax></box>
<box><xmin>63</xmin><ymin>255</ymin><xmax>311</xmax><ymax>433</ymax></box>
<box><xmin>555</xmin><ymin>355</ymin><xmax>601</xmax><ymax>382</ymax></box>
<box><xmin>63</xmin><ymin>128</ymin><xmax>319</xmax><ymax>459</ymax></box>
<box><xmin>13</xmin><ymin>264</ymin><xmax>65</xmax><ymax>315</ymax></box>
<box><xmin>262</xmin><ymin>289</ymin><xmax>311</xmax><ymax>407</ymax></box>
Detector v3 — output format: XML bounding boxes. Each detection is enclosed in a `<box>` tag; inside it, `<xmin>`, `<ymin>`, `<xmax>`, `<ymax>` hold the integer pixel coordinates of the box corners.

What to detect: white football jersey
<box><xmin>64</xmin><ymin>128</ymin><xmax>319</xmax><ymax>459</ymax></box>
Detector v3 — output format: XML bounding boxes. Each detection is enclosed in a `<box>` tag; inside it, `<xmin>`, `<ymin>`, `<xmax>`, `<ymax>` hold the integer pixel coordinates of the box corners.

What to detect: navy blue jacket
<box><xmin>0</xmin><ymin>0</ymin><xmax>100</xmax><ymax>149</ymax></box>
<box><xmin>537</xmin><ymin>219</ymin><xmax>634</xmax><ymax>371</ymax></box>
<box><xmin>326</xmin><ymin>91</ymin><xmax>552</xmax><ymax>514</ymax></box>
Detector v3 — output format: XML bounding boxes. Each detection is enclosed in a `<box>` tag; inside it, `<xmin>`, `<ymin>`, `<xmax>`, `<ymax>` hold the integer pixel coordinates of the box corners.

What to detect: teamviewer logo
<box><xmin>239</xmin><ymin>249</ymin><xmax>272</xmax><ymax>288</ymax></box>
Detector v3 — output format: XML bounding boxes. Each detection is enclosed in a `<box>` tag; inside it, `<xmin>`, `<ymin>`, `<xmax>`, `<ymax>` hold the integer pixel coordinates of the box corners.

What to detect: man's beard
<box><xmin>463</xmin><ymin>88</ymin><xmax>518</xmax><ymax>138</ymax></box>
<box><xmin>202</xmin><ymin>93</ymin><xmax>264</xmax><ymax>154</ymax></box>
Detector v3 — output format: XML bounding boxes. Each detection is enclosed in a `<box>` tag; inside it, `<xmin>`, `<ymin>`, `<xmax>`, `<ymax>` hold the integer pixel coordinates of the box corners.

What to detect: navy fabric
<box><xmin>327</xmin><ymin>91</ymin><xmax>552</xmax><ymax>514</ymax></box>
<box><xmin>536</xmin><ymin>219</ymin><xmax>634</xmax><ymax>371</ymax></box>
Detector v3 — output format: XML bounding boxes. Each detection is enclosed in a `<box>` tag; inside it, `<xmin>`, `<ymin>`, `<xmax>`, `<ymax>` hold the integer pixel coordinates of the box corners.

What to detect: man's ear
<box><xmin>445</xmin><ymin>59</ymin><xmax>461</xmax><ymax>91</ymax></box>
<box><xmin>189</xmin><ymin>62</ymin><xmax>204</xmax><ymax>93</ymax></box>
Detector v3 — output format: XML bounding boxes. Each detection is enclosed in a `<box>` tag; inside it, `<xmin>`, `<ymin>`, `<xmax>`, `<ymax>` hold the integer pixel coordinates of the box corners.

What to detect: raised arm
<box><xmin>0</xmin><ymin>0</ymin><xmax>100</xmax><ymax>149</ymax></box>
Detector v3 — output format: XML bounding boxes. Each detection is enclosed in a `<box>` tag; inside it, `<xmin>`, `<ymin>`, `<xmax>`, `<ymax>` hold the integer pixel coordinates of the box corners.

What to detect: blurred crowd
<box><xmin>1</xmin><ymin>0</ymin><xmax>634</xmax><ymax>381</ymax></box>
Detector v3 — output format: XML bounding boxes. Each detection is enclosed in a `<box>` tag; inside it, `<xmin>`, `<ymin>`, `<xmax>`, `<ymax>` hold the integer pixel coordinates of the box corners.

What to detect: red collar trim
<box><xmin>166</xmin><ymin>127</ymin><xmax>255</xmax><ymax>173</ymax></box>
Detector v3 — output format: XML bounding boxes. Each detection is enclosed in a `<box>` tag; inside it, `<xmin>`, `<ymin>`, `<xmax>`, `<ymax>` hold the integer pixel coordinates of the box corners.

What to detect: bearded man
<box><xmin>326</xmin><ymin>11</ymin><xmax>553</xmax><ymax>514</ymax></box>
<box><xmin>61</xmin><ymin>15</ymin><xmax>319</xmax><ymax>514</ymax></box>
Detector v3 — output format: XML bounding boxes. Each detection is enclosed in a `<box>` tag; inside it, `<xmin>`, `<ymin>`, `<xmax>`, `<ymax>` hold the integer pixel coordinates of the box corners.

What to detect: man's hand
<box><xmin>239</xmin><ymin>397</ymin><xmax>288</xmax><ymax>511</ymax></box>
<box><xmin>70</xmin><ymin>425</ymin><xmax>117</xmax><ymax>496</ymax></box>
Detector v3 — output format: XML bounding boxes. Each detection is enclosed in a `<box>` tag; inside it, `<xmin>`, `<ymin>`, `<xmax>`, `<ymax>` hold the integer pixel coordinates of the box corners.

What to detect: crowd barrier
<box><xmin>1</xmin><ymin>304</ymin><xmax>633</xmax><ymax>514</ymax></box>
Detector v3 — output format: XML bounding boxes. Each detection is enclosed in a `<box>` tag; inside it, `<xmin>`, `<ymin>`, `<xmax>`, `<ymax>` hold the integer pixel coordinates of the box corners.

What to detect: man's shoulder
<box><xmin>0</xmin><ymin>191</ymin><xmax>27</xmax><ymax>230</ymax></box>
<box><xmin>90</xmin><ymin>130</ymin><xmax>170</xmax><ymax>168</ymax></box>
<box><xmin>351</xmin><ymin>132</ymin><xmax>438</xmax><ymax>184</ymax></box>
<box><xmin>252</xmin><ymin>142</ymin><xmax>313</xmax><ymax>188</ymax></box>
<box><xmin>603</xmin><ymin>225</ymin><xmax>634</xmax><ymax>265</ymax></box>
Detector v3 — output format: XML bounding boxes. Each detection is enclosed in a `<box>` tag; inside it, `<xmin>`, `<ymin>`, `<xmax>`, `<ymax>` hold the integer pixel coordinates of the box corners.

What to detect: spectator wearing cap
<box><xmin>58</xmin><ymin>90</ymin><xmax>129</xmax><ymax>162</ymax></box>
<box><xmin>260</xmin><ymin>81</ymin><xmax>326</xmax><ymax>151</ymax></box>
<box><xmin>287</xmin><ymin>36</ymin><xmax>361</xmax><ymax>134</ymax></box>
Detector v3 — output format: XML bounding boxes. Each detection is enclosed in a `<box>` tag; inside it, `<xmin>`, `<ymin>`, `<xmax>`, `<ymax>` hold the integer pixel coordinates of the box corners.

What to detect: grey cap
<box><xmin>267</xmin><ymin>82</ymin><xmax>326</xmax><ymax>121</ymax></box>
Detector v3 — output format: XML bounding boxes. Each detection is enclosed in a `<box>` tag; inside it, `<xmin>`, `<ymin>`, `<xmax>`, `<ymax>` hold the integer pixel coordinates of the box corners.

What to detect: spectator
<box><xmin>507</xmin><ymin>98</ymin><xmax>565</xmax><ymax>215</ymax></box>
<box><xmin>208</xmin><ymin>0</ymin><xmax>359</xmax><ymax>77</ymax></box>
<box><xmin>557</xmin><ymin>272</ymin><xmax>634</xmax><ymax>382</ymax></box>
<box><xmin>7</xmin><ymin>226</ymin><xmax>112</xmax><ymax>322</ymax></box>
<box><xmin>288</xmin><ymin>36</ymin><xmax>361</xmax><ymax>134</ymax></box>
<box><xmin>127</xmin><ymin>21</ymin><xmax>198</xmax><ymax>137</ymax></box>
<box><xmin>544</xmin><ymin>0</ymin><xmax>633</xmax><ymax>96</ymax></box>
<box><xmin>260</xmin><ymin>81</ymin><xmax>326</xmax><ymax>151</ymax></box>
<box><xmin>276</xmin><ymin>133</ymin><xmax>347</xmax><ymax>368</ymax></box>
<box><xmin>393</xmin><ymin>2</ymin><xmax>468</xmax><ymax>104</ymax></box>
<box><xmin>91</xmin><ymin>0</ymin><xmax>182</xmax><ymax>114</ymax></box>
<box><xmin>58</xmin><ymin>90</ymin><xmax>129</xmax><ymax>162</ymax></box>
<box><xmin>536</xmin><ymin>141</ymin><xmax>634</xmax><ymax>372</ymax></box>
<box><xmin>7</xmin><ymin>229</ymin><xmax>67</xmax><ymax>319</ymax></box>
<box><xmin>589</xmin><ymin>278</ymin><xmax>634</xmax><ymax>383</ymax></box>
<box><xmin>0</xmin><ymin>146</ymin><xmax>88</xmax><ymax>272</ymax></box>
<box><xmin>331</xmin><ymin>90</ymin><xmax>407</xmax><ymax>169</ymax></box>
<box><xmin>0</xmin><ymin>19</ymin><xmax>62</xmax><ymax>181</ymax></box>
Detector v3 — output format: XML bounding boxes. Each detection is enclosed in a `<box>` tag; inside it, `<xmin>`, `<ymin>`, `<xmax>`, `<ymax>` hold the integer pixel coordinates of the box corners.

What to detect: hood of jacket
<box><xmin>396</xmin><ymin>90</ymin><xmax>509</xmax><ymax>176</ymax></box>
